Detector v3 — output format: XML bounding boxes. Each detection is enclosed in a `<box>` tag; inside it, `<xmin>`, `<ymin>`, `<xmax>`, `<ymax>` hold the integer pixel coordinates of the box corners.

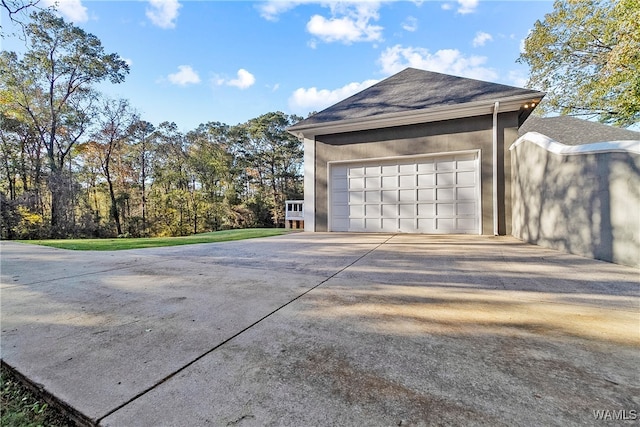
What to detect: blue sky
<box><xmin>2</xmin><ymin>0</ymin><xmax>555</xmax><ymax>131</ymax></box>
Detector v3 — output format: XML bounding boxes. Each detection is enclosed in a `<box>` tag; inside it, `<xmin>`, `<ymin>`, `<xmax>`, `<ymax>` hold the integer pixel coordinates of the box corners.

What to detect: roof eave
<box><xmin>288</xmin><ymin>92</ymin><xmax>544</xmax><ymax>138</ymax></box>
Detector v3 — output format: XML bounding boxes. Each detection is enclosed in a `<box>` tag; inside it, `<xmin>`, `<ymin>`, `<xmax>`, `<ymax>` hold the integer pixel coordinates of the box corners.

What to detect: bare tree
<box><xmin>92</xmin><ymin>98</ymin><xmax>137</xmax><ymax>235</ymax></box>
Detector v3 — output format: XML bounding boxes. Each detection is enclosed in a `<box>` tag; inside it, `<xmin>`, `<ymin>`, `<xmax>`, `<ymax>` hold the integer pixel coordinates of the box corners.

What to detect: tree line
<box><xmin>2</xmin><ymin>1</ymin><xmax>636</xmax><ymax>239</ymax></box>
<box><xmin>0</xmin><ymin>10</ymin><xmax>303</xmax><ymax>239</ymax></box>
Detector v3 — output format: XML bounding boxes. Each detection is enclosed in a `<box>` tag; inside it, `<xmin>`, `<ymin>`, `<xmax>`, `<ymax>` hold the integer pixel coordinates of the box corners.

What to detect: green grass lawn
<box><xmin>17</xmin><ymin>228</ymin><xmax>292</xmax><ymax>251</ymax></box>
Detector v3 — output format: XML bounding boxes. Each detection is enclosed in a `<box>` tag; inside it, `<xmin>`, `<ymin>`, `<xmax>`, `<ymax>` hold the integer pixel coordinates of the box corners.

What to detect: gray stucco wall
<box><xmin>313</xmin><ymin>113</ymin><xmax>519</xmax><ymax>234</ymax></box>
<box><xmin>511</xmin><ymin>140</ymin><xmax>640</xmax><ymax>267</ymax></box>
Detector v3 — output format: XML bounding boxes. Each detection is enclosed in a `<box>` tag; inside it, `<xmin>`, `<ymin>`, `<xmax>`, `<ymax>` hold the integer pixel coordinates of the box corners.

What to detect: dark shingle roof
<box><xmin>291</xmin><ymin>68</ymin><xmax>544</xmax><ymax>128</ymax></box>
<box><xmin>519</xmin><ymin>116</ymin><xmax>640</xmax><ymax>145</ymax></box>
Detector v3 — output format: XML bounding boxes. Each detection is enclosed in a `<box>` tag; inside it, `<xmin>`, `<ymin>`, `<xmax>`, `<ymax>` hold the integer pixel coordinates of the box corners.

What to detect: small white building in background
<box><xmin>285</xmin><ymin>200</ymin><xmax>304</xmax><ymax>229</ymax></box>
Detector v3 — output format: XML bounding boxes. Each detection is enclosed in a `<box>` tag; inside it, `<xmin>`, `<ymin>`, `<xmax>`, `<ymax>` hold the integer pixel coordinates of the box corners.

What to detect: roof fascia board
<box><xmin>288</xmin><ymin>94</ymin><xmax>541</xmax><ymax>138</ymax></box>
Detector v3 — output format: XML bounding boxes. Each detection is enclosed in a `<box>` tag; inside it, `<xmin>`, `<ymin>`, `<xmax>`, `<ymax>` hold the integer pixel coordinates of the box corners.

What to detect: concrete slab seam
<box><xmin>95</xmin><ymin>234</ymin><xmax>397</xmax><ymax>425</ymax></box>
<box><xmin>1</xmin><ymin>258</ymin><xmax>172</xmax><ymax>289</ymax></box>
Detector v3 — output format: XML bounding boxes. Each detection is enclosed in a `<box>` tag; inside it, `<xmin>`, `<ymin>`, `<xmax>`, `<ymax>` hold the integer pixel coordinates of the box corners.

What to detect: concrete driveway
<box><xmin>1</xmin><ymin>233</ymin><xmax>638</xmax><ymax>426</ymax></box>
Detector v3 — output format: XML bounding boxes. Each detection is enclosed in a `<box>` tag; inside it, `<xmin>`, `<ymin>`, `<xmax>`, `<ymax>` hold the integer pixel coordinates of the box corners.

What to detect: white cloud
<box><xmin>472</xmin><ymin>31</ymin><xmax>493</xmax><ymax>47</ymax></box>
<box><xmin>306</xmin><ymin>2</ymin><xmax>383</xmax><ymax>44</ymax></box>
<box><xmin>289</xmin><ymin>79</ymin><xmax>379</xmax><ymax>114</ymax></box>
<box><xmin>441</xmin><ymin>0</ymin><xmax>479</xmax><ymax>14</ymax></box>
<box><xmin>257</xmin><ymin>0</ymin><xmax>303</xmax><ymax>21</ymax></box>
<box><xmin>146</xmin><ymin>0</ymin><xmax>181</xmax><ymax>29</ymax></box>
<box><xmin>402</xmin><ymin>16</ymin><xmax>418</xmax><ymax>32</ymax></box>
<box><xmin>43</xmin><ymin>0</ymin><xmax>88</xmax><ymax>23</ymax></box>
<box><xmin>122</xmin><ymin>58</ymin><xmax>133</xmax><ymax>67</ymax></box>
<box><xmin>379</xmin><ymin>45</ymin><xmax>498</xmax><ymax>81</ymax></box>
<box><xmin>457</xmin><ymin>0</ymin><xmax>479</xmax><ymax>14</ymax></box>
<box><xmin>259</xmin><ymin>1</ymin><xmax>389</xmax><ymax>44</ymax></box>
<box><xmin>215</xmin><ymin>69</ymin><xmax>256</xmax><ymax>90</ymax></box>
<box><xmin>229</xmin><ymin>69</ymin><xmax>256</xmax><ymax>89</ymax></box>
<box><xmin>307</xmin><ymin>15</ymin><xmax>382</xmax><ymax>43</ymax></box>
<box><xmin>167</xmin><ymin>65</ymin><xmax>200</xmax><ymax>86</ymax></box>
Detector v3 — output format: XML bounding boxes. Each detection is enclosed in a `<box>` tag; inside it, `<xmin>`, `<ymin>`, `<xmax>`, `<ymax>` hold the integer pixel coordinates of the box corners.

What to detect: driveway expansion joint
<box><xmin>95</xmin><ymin>234</ymin><xmax>396</xmax><ymax>424</ymax></box>
<box><xmin>1</xmin><ymin>258</ymin><xmax>172</xmax><ymax>288</ymax></box>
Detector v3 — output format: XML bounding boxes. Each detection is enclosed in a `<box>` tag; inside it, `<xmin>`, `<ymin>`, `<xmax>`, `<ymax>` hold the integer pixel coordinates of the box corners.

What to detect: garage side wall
<box><xmin>314</xmin><ymin>114</ymin><xmax>519</xmax><ymax>234</ymax></box>
<box><xmin>511</xmin><ymin>140</ymin><xmax>640</xmax><ymax>267</ymax></box>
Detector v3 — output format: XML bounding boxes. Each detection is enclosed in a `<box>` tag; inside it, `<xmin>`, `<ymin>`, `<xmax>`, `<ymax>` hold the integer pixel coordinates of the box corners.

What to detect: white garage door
<box><xmin>330</xmin><ymin>152</ymin><xmax>480</xmax><ymax>234</ymax></box>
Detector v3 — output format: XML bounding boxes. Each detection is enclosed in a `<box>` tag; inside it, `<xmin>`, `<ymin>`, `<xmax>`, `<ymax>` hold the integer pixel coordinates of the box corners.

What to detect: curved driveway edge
<box><xmin>1</xmin><ymin>233</ymin><xmax>638</xmax><ymax>426</ymax></box>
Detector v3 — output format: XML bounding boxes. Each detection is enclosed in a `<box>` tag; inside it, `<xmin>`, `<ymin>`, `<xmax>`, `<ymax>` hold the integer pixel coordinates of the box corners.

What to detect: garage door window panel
<box><xmin>399</xmin><ymin>175</ymin><xmax>416</xmax><ymax>188</ymax></box>
<box><xmin>437</xmin><ymin>203</ymin><xmax>455</xmax><ymax>216</ymax></box>
<box><xmin>436</xmin><ymin>159</ymin><xmax>454</xmax><ymax>170</ymax></box>
<box><xmin>350</xmin><ymin>205</ymin><xmax>364</xmax><ymax>217</ymax></box>
<box><xmin>437</xmin><ymin>172</ymin><xmax>455</xmax><ymax>185</ymax></box>
<box><xmin>418</xmin><ymin>189</ymin><xmax>435</xmax><ymax>201</ymax></box>
<box><xmin>365</xmin><ymin>191</ymin><xmax>380</xmax><ymax>202</ymax></box>
<box><xmin>349</xmin><ymin>192</ymin><xmax>364</xmax><ymax>204</ymax></box>
<box><xmin>457</xmin><ymin>171</ymin><xmax>476</xmax><ymax>185</ymax></box>
<box><xmin>350</xmin><ymin>218</ymin><xmax>365</xmax><ymax>230</ymax></box>
<box><xmin>457</xmin><ymin>202</ymin><xmax>476</xmax><ymax>216</ymax></box>
<box><xmin>437</xmin><ymin>218</ymin><xmax>455</xmax><ymax>230</ymax></box>
<box><xmin>350</xmin><ymin>177</ymin><xmax>364</xmax><ymax>189</ymax></box>
<box><xmin>418</xmin><ymin>203</ymin><xmax>435</xmax><ymax>217</ymax></box>
<box><xmin>436</xmin><ymin>188</ymin><xmax>455</xmax><ymax>201</ymax></box>
<box><xmin>365</xmin><ymin>205</ymin><xmax>381</xmax><ymax>217</ymax></box>
<box><xmin>382</xmin><ymin>176</ymin><xmax>397</xmax><ymax>187</ymax></box>
<box><xmin>418</xmin><ymin>174</ymin><xmax>434</xmax><ymax>186</ymax></box>
<box><xmin>457</xmin><ymin>218</ymin><xmax>476</xmax><ymax>230</ymax></box>
<box><xmin>382</xmin><ymin>165</ymin><xmax>397</xmax><ymax>174</ymax></box>
<box><xmin>382</xmin><ymin>191</ymin><xmax>398</xmax><ymax>203</ymax></box>
<box><xmin>457</xmin><ymin>187</ymin><xmax>476</xmax><ymax>200</ymax></box>
<box><xmin>418</xmin><ymin>218</ymin><xmax>435</xmax><ymax>232</ymax></box>
<box><xmin>399</xmin><ymin>204</ymin><xmax>416</xmax><ymax>217</ymax></box>
<box><xmin>399</xmin><ymin>190</ymin><xmax>415</xmax><ymax>202</ymax></box>
<box><xmin>382</xmin><ymin>218</ymin><xmax>397</xmax><ymax>231</ymax></box>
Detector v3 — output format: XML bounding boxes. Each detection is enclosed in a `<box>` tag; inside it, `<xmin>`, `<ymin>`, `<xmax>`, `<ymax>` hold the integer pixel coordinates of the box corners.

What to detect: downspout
<box><xmin>301</xmin><ymin>135</ymin><xmax>316</xmax><ymax>232</ymax></box>
<box><xmin>492</xmin><ymin>101</ymin><xmax>500</xmax><ymax>236</ymax></box>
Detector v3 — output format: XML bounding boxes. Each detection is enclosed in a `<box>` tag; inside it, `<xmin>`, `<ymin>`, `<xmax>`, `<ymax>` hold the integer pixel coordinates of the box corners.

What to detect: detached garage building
<box><xmin>288</xmin><ymin>68</ymin><xmax>544</xmax><ymax>235</ymax></box>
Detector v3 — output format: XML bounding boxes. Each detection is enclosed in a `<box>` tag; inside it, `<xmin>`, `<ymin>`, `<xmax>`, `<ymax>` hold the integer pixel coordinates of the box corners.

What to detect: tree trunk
<box><xmin>270</xmin><ymin>161</ymin><xmax>280</xmax><ymax>226</ymax></box>
<box><xmin>104</xmin><ymin>157</ymin><xmax>122</xmax><ymax>235</ymax></box>
<box><xmin>107</xmin><ymin>178</ymin><xmax>122</xmax><ymax>235</ymax></box>
<box><xmin>141</xmin><ymin>139</ymin><xmax>147</xmax><ymax>234</ymax></box>
<box><xmin>48</xmin><ymin>168</ymin><xmax>65</xmax><ymax>237</ymax></box>
<box><xmin>1</xmin><ymin>158</ymin><xmax>16</xmax><ymax>200</ymax></box>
